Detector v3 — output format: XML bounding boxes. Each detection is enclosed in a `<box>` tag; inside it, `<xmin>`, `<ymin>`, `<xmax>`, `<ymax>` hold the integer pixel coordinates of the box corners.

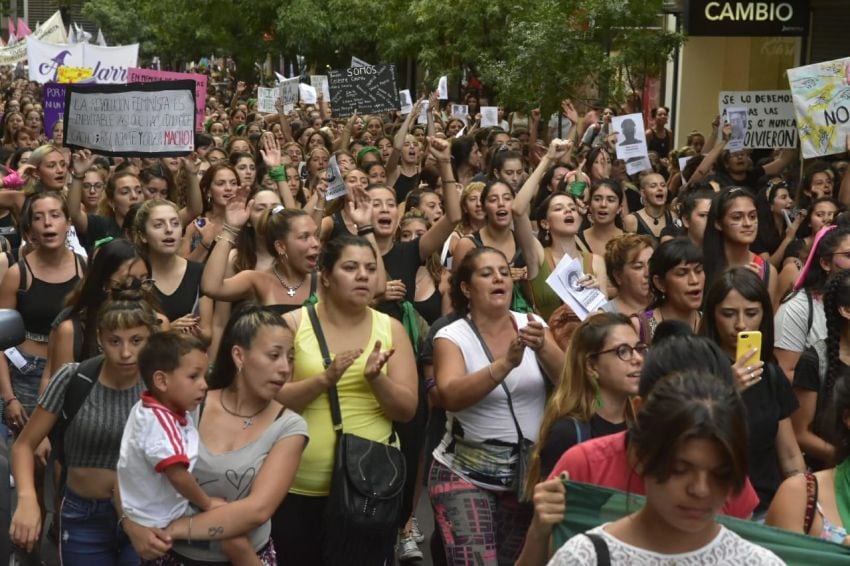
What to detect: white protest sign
<box><xmin>480</xmin><ymin>106</ymin><xmax>498</xmax><ymax>128</ymax></box>
<box><xmin>310</xmin><ymin>75</ymin><xmax>330</xmax><ymax>99</ymax></box>
<box><xmin>257</xmin><ymin>87</ymin><xmax>279</xmax><ymax>113</ymax></box>
<box><xmin>63</xmin><ymin>80</ymin><xmax>195</xmax><ymax>156</ymax></box>
<box><xmin>351</xmin><ymin>56</ymin><xmax>370</xmax><ymax>68</ymax></box>
<box><xmin>723</xmin><ymin>106</ymin><xmax>748</xmax><ymax>153</ymax></box>
<box><xmin>299</xmin><ymin>83</ymin><xmax>317</xmax><ymax>104</ymax></box>
<box><xmin>545</xmin><ymin>255</ymin><xmax>607</xmax><ymax>320</ymax></box>
<box><xmin>718</xmin><ymin>91</ymin><xmax>797</xmax><ymax>149</ymax></box>
<box><xmin>612</xmin><ymin>113</ymin><xmax>651</xmax><ymax>175</ymax></box>
<box><xmin>418</xmin><ymin>100</ymin><xmax>429</xmax><ymax>125</ymax></box>
<box><xmin>28</xmin><ymin>37</ymin><xmax>83</xmax><ymax>83</ymax></box>
<box><xmin>438</xmin><ymin>76</ymin><xmax>448</xmax><ymax>100</ymax></box>
<box><xmin>678</xmin><ymin>156</ymin><xmax>694</xmax><ymax>183</ymax></box>
<box><xmin>451</xmin><ymin>103</ymin><xmax>469</xmax><ymax>126</ymax></box>
<box><xmin>279</xmin><ymin>77</ymin><xmax>300</xmax><ymax>113</ymax></box>
<box><xmin>399</xmin><ymin>89</ymin><xmax>412</xmax><ymax>114</ymax></box>
<box><xmin>787</xmin><ymin>57</ymin><xmax>850</xmax><ymax>158</ymax></box>
<box><xmin>0</xmin><ymin>10</ymin><xmax>65</xmax><ymax>66</ymax></box>
<box><xmin>325</xmin><ymin>155</ymin><xmax>346</xmax><ymax>201</ymax></box>
<box><xmin>82</xmin><ymin>43</ymin><xmax>139</xmax><ymax>84</ymax></box>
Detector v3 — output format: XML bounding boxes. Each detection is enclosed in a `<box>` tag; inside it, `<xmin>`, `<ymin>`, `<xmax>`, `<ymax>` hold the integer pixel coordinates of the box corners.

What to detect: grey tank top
<box><xmin>172</xmin><ymin>407</ymin><xmax>308</xmax><ymax>561</ymax></box>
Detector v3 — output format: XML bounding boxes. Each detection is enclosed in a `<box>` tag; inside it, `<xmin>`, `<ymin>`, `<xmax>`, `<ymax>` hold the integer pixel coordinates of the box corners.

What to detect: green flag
<box><xmin>552</xmin><ymin>480</ymin><xmax>850</xmax><ymax>565</ymax></box>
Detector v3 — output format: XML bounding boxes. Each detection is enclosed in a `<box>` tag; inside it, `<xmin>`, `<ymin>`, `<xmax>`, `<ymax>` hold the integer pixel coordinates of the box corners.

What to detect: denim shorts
<box><xmin>0</xmin><ymin>350</ymin><xmax>45</xmax><ymax>423</ymax></box>
<box><xmin>59</xmin><ymin>486</ymin><xmax>139</xmax><ymax>566</ymax></box>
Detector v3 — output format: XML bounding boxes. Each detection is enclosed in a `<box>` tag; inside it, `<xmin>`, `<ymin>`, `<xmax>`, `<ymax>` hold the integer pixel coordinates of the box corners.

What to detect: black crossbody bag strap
<box><xmin>464</xmin><ymin>317</ymin><xmax>525</xmax><ymax>444</ymax></box>
<box><xmin>307</xmin><ymin>304</ymin><xmax>343</xmax><ymax>433</ymax></box>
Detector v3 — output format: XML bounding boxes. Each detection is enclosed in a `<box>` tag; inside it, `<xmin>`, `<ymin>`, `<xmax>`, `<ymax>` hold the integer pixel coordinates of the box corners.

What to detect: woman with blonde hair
<box><xmin>525</xmin><ymin>312</ymin><xmax>644</xmax><ymax>492</ymax></box>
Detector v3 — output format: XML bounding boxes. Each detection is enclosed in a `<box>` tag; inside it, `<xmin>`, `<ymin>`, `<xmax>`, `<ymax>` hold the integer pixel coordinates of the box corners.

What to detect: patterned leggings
<box><xmin>428</xmin><ymin>460</ymin><xmax>532</xmax><ymax>566</ymax></box>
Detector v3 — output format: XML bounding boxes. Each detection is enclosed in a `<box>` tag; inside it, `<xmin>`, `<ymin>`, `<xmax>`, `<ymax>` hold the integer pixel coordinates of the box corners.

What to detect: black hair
<box><xmin>451</xmin><ymin>136</ymin><xmax>478</xmax><ymax>178</ymax></box>
<box><xmin>534</xmin><ymin>192</ymin><xmax>579</xmax><ymax>247</ymax></box>
<box><xmin>796</xmin><ymin>225</ymin><xmax>850</xmax><ymax>294</ymax></box>
<box><xmin>796</xmin><ymin>197</ymin><xmax>839</xmax><ymax>241</ymax></box>
<box><xmin>208</xmin><ymin>303</ymin><xmax>290</xmax><ymax>389</ymax></box>
<box><xmin>450</xmin><ymin>246</ymin><xmax>510</xmax><ymax>315</ymax></box>
<box><xmin>652</xmin><ymin>320</ymin><xmax>693</xmax><ymax>345</ymax></box>
<box><xmin>631</xmin><ymin>370</ymin><xmax>748</xmax><ymax>494</ymax></box>
<box><xmin>195</xmin><ymin>132</ymin><xmax>214</xmax><ymax>149</ymax></box>
<box><xmin>679</xmin><ymin>187</ymin><xmax>715</xmax><ymax>223</ymax></box>
<box><xmin>319</xmin><ymin>234</ymin><xmax>376</xmax><ymax>274</ymax></box>
<box><xmin>822</xmin><ymin>269</ymin><xmax>850</xmax><ymax>413</ymax></box>
<box><xmin>139</xmin><ymin>331</ymin><xmax>207</xmax><ymax>390</ymax></box>
<box><xmin>798</xmin><ymin>161</ymin><xmax>833</xmax><ymax>207</ymax></box>
<box><xmin>639</xmin><ymin>335</ymin><xmax>733</xmax><ymax>397</ymax></box>
<box><xmin>488</xmin><ymin>149</ymin><xmax>522</xmax><ymax>181</ymax></box>
<box><xmin>827</xmin><ymin>373</ymin><xmax>850</xmax><ymax>463</ymax></box>
<box><xmin>702</xmin><ymin>187</ymin><xmax>758</xmax><ymax>290</ymax></box>
<box><xmin>700</xmin><ymin>267</ymin><xmax>776</xmax><ymax>364</ymax></box>
<box><xmin>648</xmin><ymin>237</ymin><xmax>704</xmax><ymax>308</ymax></box>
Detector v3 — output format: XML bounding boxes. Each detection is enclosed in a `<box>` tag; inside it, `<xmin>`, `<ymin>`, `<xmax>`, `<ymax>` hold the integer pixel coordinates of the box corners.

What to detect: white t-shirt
<box><xmin>774</xmin><ymin>289</ymin><xmax>826</xmax><ymax>352</ymax></box>
<box><xmin>433</xmin><ymin>312</ymin><xmax>548</xmax><ymax>488</ymax></box>
<box><xmin>548</xmin><ymin>524</ymin><xmax>785</xmax><ymax>565</ymax></box>
<box><xmin>117</xmin><ymin>392</ymin><xmax>200</xmax><ymax>528</ymax></box>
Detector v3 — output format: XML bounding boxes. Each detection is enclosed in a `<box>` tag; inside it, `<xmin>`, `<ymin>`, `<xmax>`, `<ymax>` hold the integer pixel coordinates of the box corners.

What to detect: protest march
<box><xmin>2</xmin><ymin>3</ymin><xmax>850</xmax><ymax>566</ymax></box>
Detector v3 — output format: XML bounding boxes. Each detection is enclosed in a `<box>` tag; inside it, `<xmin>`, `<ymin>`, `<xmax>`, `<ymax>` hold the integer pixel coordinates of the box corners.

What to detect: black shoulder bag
<box><xmin>465</xmin><ymin>317</ymin><xmax>534</xmax><ymax>502</ymax></box>
<box><xmin>307</xmin><ymin>304</ymin><xmax>406</xmax><ymax>565</ymax></box>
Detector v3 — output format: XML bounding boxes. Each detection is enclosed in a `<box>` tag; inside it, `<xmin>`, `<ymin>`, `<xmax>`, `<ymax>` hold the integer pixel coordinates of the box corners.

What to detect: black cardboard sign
<box><xmin>328</xmin><ymin>64</ymin><xmax>399</xmax><ymax>117</ymax></box>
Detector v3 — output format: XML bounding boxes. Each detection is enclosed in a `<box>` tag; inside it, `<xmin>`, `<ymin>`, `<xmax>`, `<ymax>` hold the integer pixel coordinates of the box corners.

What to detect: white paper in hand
<box><xmin>418</xmin><ymin>100</ymin><xmax>430</xmax><ymax>125</ymax></box>
<box><xmin>299</xmin><ymin>83</ymin><xmax>317</xmax><ymax>104</ymax></box>
<box><xmin>399</xmin><ymin>89</ymin><xmax>413</xmax><ymax>114</ymax></box>
<box><xmin>310</xmin><ymin>75</ymin><xmax>330</xmax><ymax>99</ymax></box>
<box><xmin>257</xmin><ymin>87</ymin><xmax>279</xmax><ymax>113</ymax></box>
<box><xmin>724</xmin><ymin>106</ymin><xmax>747</xmax><ymax>152</ymax></box>
<box><xmin>545</xmin><ymin>255</ymin><xmax>607</xmax><ymax>320</ymax></box>
<box><xmin>325</xmin><ymin>156</ymin><xmax>346</xmax><ymax>201</ymax></box>
<box><xmin>480</xmin><ymin>106</ymin><xmax>498</xmax><ymax>127</ymax></box>
<box><xmin>438</xmin><ymin>76</ymin><xmax>448</xmax><ymax>100</ymax></box>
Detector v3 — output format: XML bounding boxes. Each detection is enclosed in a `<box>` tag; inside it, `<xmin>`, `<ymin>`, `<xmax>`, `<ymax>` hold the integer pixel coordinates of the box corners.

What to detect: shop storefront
<box><xmin>670</xmin><ymin>0</ymin><xmax>809</xmax><ymax>148</ymax></box>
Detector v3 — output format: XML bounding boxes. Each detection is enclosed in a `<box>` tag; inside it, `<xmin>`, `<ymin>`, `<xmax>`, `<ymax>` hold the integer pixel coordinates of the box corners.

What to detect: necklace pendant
<box><xmin>287</xmin><ymin>288</ymin><xmax>296</xmax><ymax>297</ymax></box>
<box><xmin>243</xmin><ymin>416</ymin><xmax>254</xmax><ymax>429</ymax></box>
<box><xmin>653</xmin><ymin>217</ymin><xmax>659</xmax><ymax>225</ymax></box>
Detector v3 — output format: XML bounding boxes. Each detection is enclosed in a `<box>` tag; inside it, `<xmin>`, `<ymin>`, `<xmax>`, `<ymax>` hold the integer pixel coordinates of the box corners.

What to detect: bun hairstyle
<box><xmin>96</xmin><ymin>280</ymin><xmax>160</xmax><ymax>335</ymax></box>
<box><xmin>256</xmin><ymin>206</ymin><xmax>310</xmax><ymax>257</ymax></box>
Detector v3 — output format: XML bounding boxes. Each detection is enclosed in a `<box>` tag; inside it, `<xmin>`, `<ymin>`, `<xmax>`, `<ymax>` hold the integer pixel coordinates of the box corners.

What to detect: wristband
<box><xmin>357</xmin><ymin>226</ymin><xmax>374</xmax><ymax>237</ymax></box>
<box><xmin>71</xmin><ymin>172</ymin><xmax>85</xmax><ymax>180</ymax></box>
<box><xmin>268</xmin><ymin>165</ymin><xmax>287</xmax><ymax>182</ymax></box>
<box><xmin>4</xmin><ymin>396</ymin><xmax>17</xmax><ymax>404</ymax></box>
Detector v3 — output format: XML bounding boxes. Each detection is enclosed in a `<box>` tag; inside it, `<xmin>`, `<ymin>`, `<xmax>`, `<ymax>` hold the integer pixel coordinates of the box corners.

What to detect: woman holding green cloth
<box><xmin>767</xmin><ymin>269</ymin><xmax>850</xmax><ymax>542</ymax></box>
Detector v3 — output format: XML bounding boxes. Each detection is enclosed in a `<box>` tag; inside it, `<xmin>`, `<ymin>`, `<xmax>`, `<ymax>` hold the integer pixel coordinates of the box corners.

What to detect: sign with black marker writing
<box><xmin>63</xmin><ymin>80</ymin><xmax>195</xmax><ymax>157</ymax></box>
<box><xmin>718</xmin><ymin>91</ymin><xmax>797</xmax><ymax>149</ymax></box>
<box><xmin>328</xmin><ymin>64</ymin><xmax>399</xmax><ymax>117</ymax></box>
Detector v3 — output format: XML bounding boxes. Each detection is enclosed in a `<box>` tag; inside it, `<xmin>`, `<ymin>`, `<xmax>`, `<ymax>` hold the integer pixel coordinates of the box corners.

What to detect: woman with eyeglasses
<box><xmin>526</xmin><ymin>313</ymin><xmax>644</xmax><ymax>492</ymax></box>
<box><xmin>700</xmin><ymin>267</ymin><xmax>804</xmax><ymax>516</ymax></box>
<box><xmin>78</xmin><ymin>166</ymin><xmax>106</xmax><ymax>215</ymax></box>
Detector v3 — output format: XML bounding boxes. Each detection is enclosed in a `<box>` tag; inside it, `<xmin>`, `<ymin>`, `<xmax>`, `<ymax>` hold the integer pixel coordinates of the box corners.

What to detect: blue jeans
<box><xmin>59</xmin><ymin>487</ymin><xmax>139</xmax><ymax>566</ymax></box>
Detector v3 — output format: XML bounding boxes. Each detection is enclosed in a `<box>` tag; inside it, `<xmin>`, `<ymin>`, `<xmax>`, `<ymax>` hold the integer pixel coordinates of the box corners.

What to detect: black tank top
<box><xmin>414</xmin><ymin>289</ymin><xmax>442</xmax><ymax>326</ymax></box>
<box><xmin>327</xmin><ymin>210</ymin><xmax>355</xmax><ymax>243</ymax></box>
<box><xmin>630</xmin><ymin>210</ymin><xmax>673</xmax><ymax>244</ymax></box>
<box><xmin>18</xmin><ymin>254</ymin><xmax>84</xmax><ymax>341</ymax></box>
<box><xmin>267</xmin><ymin>274</ymin><xmax>318</xmax><ymax>315</ymax></box>
<box><xmin>469</xmin><ymin>230</ymin><xmax>526</xmax><ymax>268</ymax></box>
<box><xmin>155</xmin><ymin>261</ymin><xmax>203</xmax><ymax>322</ymax></box>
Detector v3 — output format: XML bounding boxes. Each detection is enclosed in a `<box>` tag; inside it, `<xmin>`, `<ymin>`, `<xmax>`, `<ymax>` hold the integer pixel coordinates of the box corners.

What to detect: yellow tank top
<box><xmin>290</xmin><ymin>306</ymin><xmax>395</xmax><ymax>496</ymax></box>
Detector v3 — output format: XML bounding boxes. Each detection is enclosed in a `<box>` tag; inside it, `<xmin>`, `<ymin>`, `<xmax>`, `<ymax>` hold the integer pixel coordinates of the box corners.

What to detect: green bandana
<box><xmin>835</xmin><ymin>458</ymin><xmax>850</xmax><ymax>531</ymax></box>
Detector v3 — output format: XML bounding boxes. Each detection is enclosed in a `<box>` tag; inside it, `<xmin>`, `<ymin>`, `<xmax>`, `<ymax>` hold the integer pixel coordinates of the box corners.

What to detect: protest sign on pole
<box><xmin>127</xmin><ymin>68</ymin><xmax>208</xmax><ymax>131</ymax></box>
<box><xmin>310</xmin><ymin>75</ymin><xmax>330</xmax><ymax>100</ymax></box>
<box><xmin>0</xmin><ymin>10</ymin><xmax>65</xmax><ymax>66</ymax></box>
<box><xmin>257</xmin><ymin>87</ymin><xmax>279</xmax><ymax>113</ymax></box>
<box><xmin>612</xmin><ymin>113</ymin><xmax>651</xmax><ymax>175</ymax></box>
<box><xmin>63</xmin><ymin>80</ymin><xmax>195</xmax><ymax>157</ymax></box>
<box><xmin>718</xmin><ymin>91</ymin><xmax>797</xmax><ymax>149</ymax></box>
<box><xmin>788</xmin><ymin>57</ymin><xmax>850</xmax><ymax>158</ymax></box>
<box><xmin>327</xmin><ymin>64</ymin><xmax>399</xmax><ymax>117</ymax></box>
<box><xmin>43</xmin><ymin>82</ymin><xmax>66</xmax><ymax>137</ymax></box>
<box><xmin>279</xmin><ymin>77</ymin><xmax>300</xmax><ymax>113</ymax></box>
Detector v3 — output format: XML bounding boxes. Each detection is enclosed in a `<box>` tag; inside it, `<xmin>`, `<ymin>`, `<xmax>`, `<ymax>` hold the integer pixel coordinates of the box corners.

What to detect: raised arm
<box><xmin>763</xmin><ymin>148</ymin><xmax>797</xmax><ymax>178</ymax></box>
<box><xmin>514</xmin><ymin>138</ymin><xmax>571</xmax><ymax>217</ymax></box>
<box><xmin>335</xmin><ymin>111</ymin><xmax>358</xmax><ymax>152</ymax></box>
<box><xmin>259</xmin><ymin>132</ymin><xmax>297</xmax><ymax>210</ymax></box>
<box><xmin>68</xmin><ymin>149</ymin><xmax>96</xmax><ymax>234</ymax></box>
<box><xmin>386</xmin><ymin>98</ymin><xmax>423</xmax><ymax>178</ymax></box>
<box><xmin>839</xmin><ymin>135</ymin><xmax>850</xmax><ymax>209</ymax></box>
<box><xmin>418</xmin><ymin>137</ymin><xmax>462</xmax><ymax>260</ymax></box>
<box><xmin>688</xmin><ymin>122</ymin><xmax>731</xmax><ymax>186</ymax></box>
<box><xmin>200</xmin><ymin>189</ymin><xmax>258</xmax><ymax>302</ymax></box>
<box><xmin>273</xmin><ymin>99</ymin><xmax>295</xmax><ymax>143</ymax></box>
<box><xmin>178</xmin><ymin>155</ymin><xmax>204</xmax><ymax>226</ymax></box>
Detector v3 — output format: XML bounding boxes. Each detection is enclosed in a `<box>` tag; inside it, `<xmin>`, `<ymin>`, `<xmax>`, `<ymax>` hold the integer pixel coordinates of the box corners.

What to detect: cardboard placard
<box><xmin>327</xmin><ymin>64</ymin><xmax>399</xmax><ymax>117</ymax></box>
<box><xmin>63</xmin><ymin>80</ymin><xmax>195</xmax><ymax>157</ymax></box>
<box><xmin>127</xmin><ymin>68</ymin><xmax>208</xmax><ymax>131</ymax></box>
<box><xmin>718</xmin><ymin>91</ymin><xmax>797</xmax><ymax>149</ymax></box>
<box><xmin>787</xmin><ymin>57</ymin><xmax>850</xmax><ymax>158</ymax></box>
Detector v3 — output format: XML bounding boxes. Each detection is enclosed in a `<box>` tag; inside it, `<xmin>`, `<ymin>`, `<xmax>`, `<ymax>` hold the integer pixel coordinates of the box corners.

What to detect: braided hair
<box><xmin>822</xmin><ymin>269</ymin><xmax>850</xmax><ymax>409</ymax></box>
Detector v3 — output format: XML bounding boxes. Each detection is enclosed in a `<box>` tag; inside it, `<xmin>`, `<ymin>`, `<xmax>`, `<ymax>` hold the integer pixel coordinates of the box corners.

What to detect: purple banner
<box><xmin>43</xmin><ymin>82</ymin><xmax>66</xmax><ymax>138</ymax></box>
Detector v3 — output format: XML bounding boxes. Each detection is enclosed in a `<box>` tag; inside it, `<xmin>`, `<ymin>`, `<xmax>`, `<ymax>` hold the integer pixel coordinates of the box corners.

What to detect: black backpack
<box><xmin>50</xmin><ymin>355</ymin><xmax>105</xmax><ymax>466</ymax></box>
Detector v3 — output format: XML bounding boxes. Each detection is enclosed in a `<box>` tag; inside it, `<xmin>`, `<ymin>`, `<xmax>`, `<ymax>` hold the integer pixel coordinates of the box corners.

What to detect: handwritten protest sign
<box><xmin>718</xmin><ymin>91</ymin><xmax>797</xmax><ymax>149</ymax></box>
<box><xmin>57</xmin><ymin>66</ymin><xmax>93</xmax><ymax>84</ymax></box>
<box><xmin>279</xmin><ymin>77</ymin><xmax>300</xmax><ymax>113</ymax></box>
<box><xmin>310</xmin><ymin>75</ymin><xmax>330</xmax><ymax>100</ymax></box>
<box><xmin>128</xmin><ymin>68</ymin><xmax>208</xmax><ymax>131</ymax></box>
<box><xmin>328</xmin><ymin>64</ymin><xmax>399</xmax><ymax>117</ymax></box>
<box><xmin>257</xmin><ymin>87</ymin><xmax>279</xmax><ymax>113</ymax></box>
<box><xmin>43</xmin><ymin>83</ymin><xmax>66</xmax><ymax>137</ymax></box>
<box><xmin>63</xmin><ymin>80</ymin><xmax>195</xmax><ymax>157</ymax></box>
<box><xmin>788</xmin><ymin>58</ymin><xmax>850</xmax><ymax>158</ymax></box>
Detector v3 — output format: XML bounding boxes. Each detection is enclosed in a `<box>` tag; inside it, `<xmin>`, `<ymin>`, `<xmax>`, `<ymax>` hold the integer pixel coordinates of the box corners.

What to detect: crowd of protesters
<box><xmin>0</xmin><ymin>65</ymin><xmax>848</xmax><ymax>565</ymax></box>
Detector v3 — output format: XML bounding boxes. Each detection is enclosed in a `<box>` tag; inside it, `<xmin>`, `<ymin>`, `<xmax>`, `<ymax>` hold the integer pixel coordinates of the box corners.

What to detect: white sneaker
<box><xmin>410</xmin><ymin>516</ymin><xmax>425</xmax><ymax>543</ymax></box>
<box><xmin>397</xmin><ymin>534</ymin><xmax>423</xmax><ymax>561</ymax></box>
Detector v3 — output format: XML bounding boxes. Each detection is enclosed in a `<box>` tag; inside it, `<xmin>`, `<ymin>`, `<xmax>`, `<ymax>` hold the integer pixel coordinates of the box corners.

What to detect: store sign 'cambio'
<box><xmin>686</xmin><ymin>0</ymin><xmax>809</xmax><ymax>37</ymax></box>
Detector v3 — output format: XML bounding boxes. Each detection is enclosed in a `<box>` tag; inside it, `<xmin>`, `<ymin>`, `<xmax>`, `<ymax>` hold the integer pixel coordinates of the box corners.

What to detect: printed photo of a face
<box><xmin>619</xmin><ymin>118</ymin><xmax>640</xmax><ymax>146</ymax></box>
<box><xmin>729</xmin><ymin>110</ymin><xmax>746</xmax><ymax>142</ymax></box>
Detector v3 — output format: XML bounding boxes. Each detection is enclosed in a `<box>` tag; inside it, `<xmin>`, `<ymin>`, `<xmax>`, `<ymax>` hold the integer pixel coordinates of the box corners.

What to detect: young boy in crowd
<box><xmin>117</xmin><ymin>331</ymin><xmax>259</xmax><ymax>565</ymax></box>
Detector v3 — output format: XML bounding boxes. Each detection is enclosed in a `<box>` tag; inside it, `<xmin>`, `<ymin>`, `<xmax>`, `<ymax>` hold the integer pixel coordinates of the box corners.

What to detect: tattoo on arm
<box><xmin>208</xmin><ymin>526</ymin><xmax>225</xmax><ymax>539</ymax></box>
